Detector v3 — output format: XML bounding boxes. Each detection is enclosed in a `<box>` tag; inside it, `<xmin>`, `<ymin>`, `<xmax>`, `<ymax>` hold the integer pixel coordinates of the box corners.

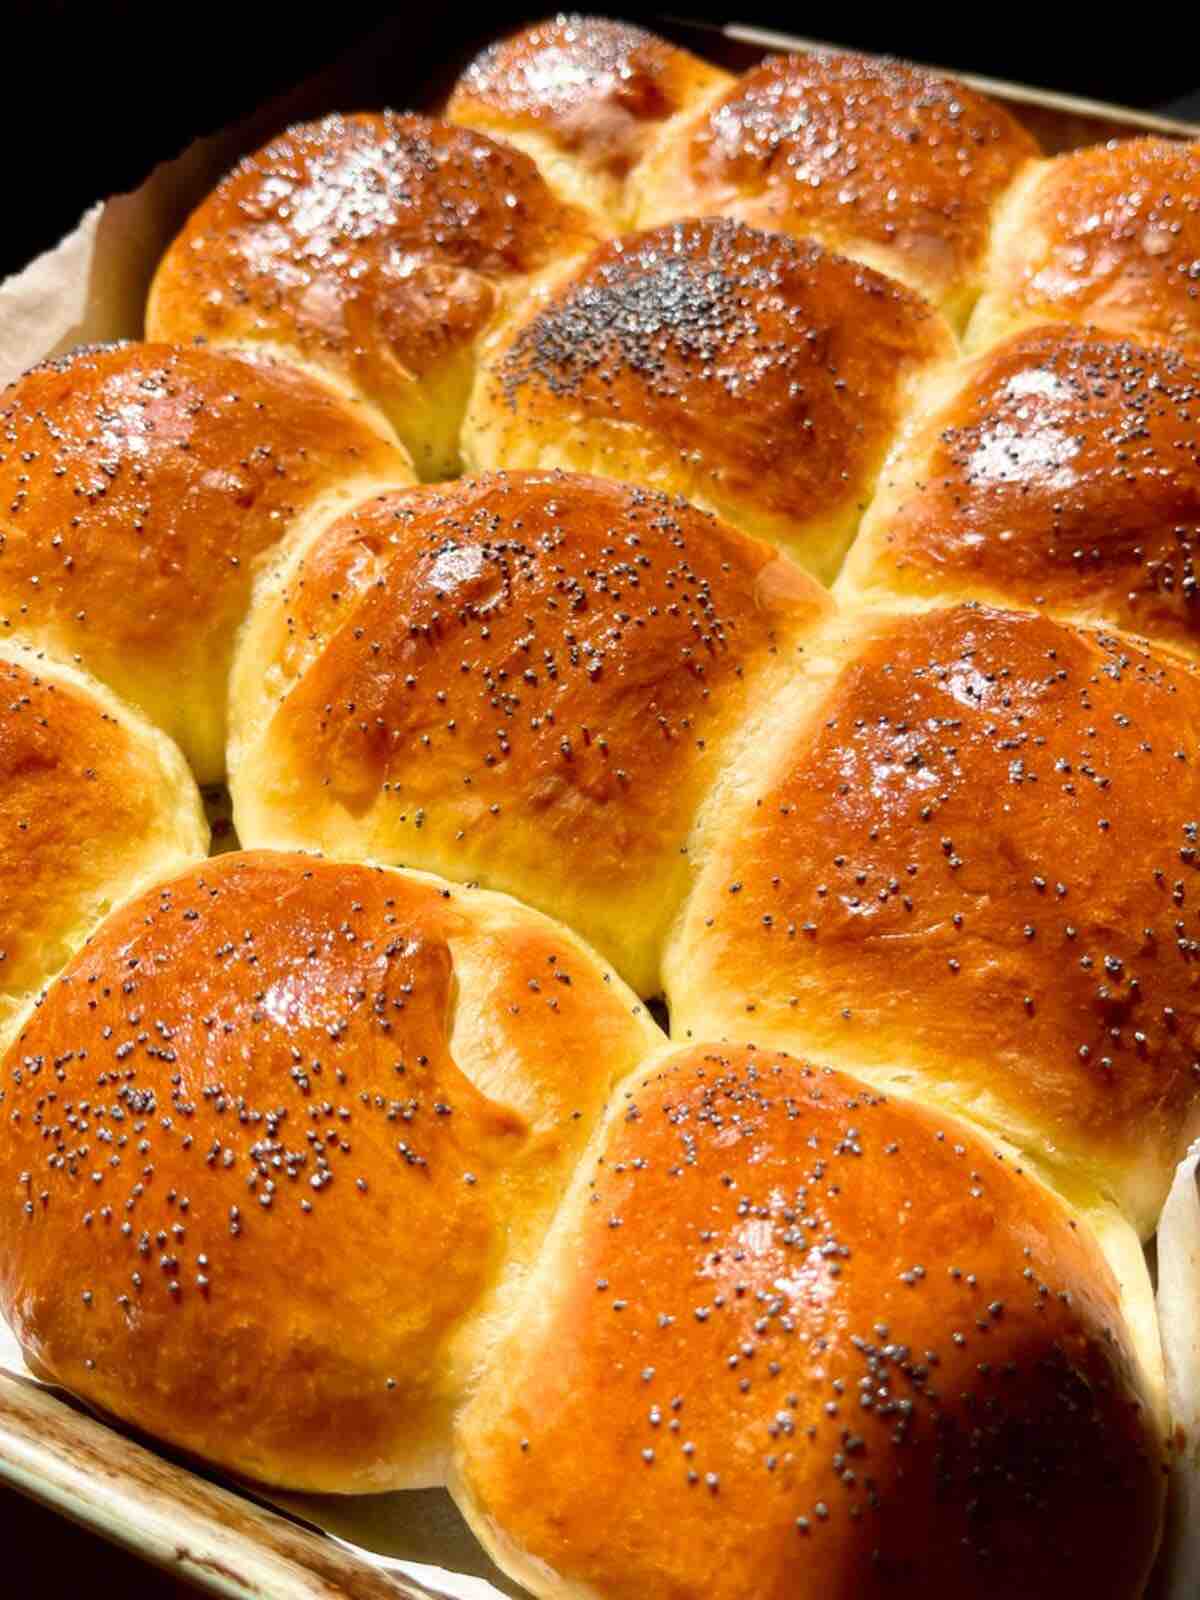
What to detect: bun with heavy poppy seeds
<box><xmin>0</xmin><ymin>850</ymin><xmax>660</xmax><ymax>1492</ymax></box>
<box><xmin>667</xmin><ymin>602</ymin><xmax>1200</xmax><ymax>1238</ymax></box>
<box><xmin>838</xmin><ymin>326</ymin><xmax>1200</xmax><ymax>658</ymax></box>
<box><xmin>462</xmin><ymin>219</ymin><xmax>954</xmax><ymax>581</ymax></box>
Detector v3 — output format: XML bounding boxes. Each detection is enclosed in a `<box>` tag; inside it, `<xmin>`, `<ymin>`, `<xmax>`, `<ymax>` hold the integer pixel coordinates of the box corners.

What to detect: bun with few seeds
<box><xmin>447</xmin><ymin>15</ymin><xmax>732</xmax><ymax>228</ymax></box>
<box><xmin>633</xmin><ymin>51</ymin><xmax>1040</xmax><ymax>329</ymax></box>
<box><xmin>0</xmin><ymin>16</ymin><xmax>1197</xmax><ymax>1597</ymax></box>
<box><xmin>968</xmin><ymin>138</ymin><xmax>1200</xmax><ymax>357</ymax></box>
<box><xmin>226</xmin><ymin>469</ymin><xmax>830</xmax><ymax>994</ymax></box>
<box><xmin>0</xmin><ymin>643</ymin><xmax>207</xmax><ymax>1045</ymax></box>
<box><xmin>146</xmin><ymin>113</ymin><xmax>601</xmax><ymax>480</ymax></box>
<box><xmin>0</xmin><ymin>342</ymin><xmax>412</xmax><ymax>781</ymax></box>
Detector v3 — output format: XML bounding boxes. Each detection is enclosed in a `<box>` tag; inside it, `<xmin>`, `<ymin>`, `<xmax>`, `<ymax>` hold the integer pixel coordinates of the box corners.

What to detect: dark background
<box><xmin>2</xmin><ymin>3</ymin><xmax>1197</xmax><ymax>1591</ymax></box>
<box><xmin>5</xmin><ymin>2</ymin><xmax>1200</xmax><ymax>279</ymax></box>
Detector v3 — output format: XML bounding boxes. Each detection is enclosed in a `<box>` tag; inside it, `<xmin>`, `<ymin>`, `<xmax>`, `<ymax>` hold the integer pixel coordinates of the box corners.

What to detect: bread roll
<box><xmin>0</xmin><ymin>849</ymin><xmax>660</xmax><ymax>1492</ymax></box>
<box><xmin>452</xmin><ymin>1043</ymin><xmax>1165</xmax><ymax>1600</ymax></box>
<box><xmin>0</xmin><ymin>342</ymin><xmax>412</xmax><ymax>782</ymax></box>
<box><xmin>0</xmin><ymin>642</ymin><xmax>206</xmax><ymax>1043</ymax></box>
<box><xmin>147</xmin><ymin>113</ymin><xmax>600</xmax><ymax>478</ymax></box>
<box><xmin>968</xmin><ymin>138</ymin><xmax>1200</xmax><ymax>356</ymax></box>
<box><xmin>228</xmin><ymin>470</ymin><xmax>830</xmax><ymax>995</ymax></box>
<box><xmin>634</xmin><ymin>52</ymin><xmax>1039</xmax><ymax>328</ymax></box>
<box><xmin>462</xmin><ymin>220</ymin><xmax>954</xmax><ymax>581</ymax></box>
<box><xmin>446</xmin><ymin>15</ymin><xmax>731</xmax><ymax>227</ymax></box>
<box><xmin>666</xmin><ymin>603</ymin><xmax>1200</xmax><ymax>1236</ymax></box>
<box><xmin>839</xmin><ymin>325</ymin><xmax>1200</xmax><ymax>658</ymax></box>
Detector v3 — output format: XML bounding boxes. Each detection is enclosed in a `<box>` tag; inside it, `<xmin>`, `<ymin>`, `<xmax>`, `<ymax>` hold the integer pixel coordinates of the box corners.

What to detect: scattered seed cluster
<box><xmin>246</xmin><ymin>471</ymin><xmax>815</xmax><ymax>966</ymax></box>
<box><xmin>486</xmin><ymin>217</ymin><xmax>945</xmax><ymax>532</ymax></box>
<box><xmin>1010</xmin><ymin>137</ymin><xmax>1200</xmax><ymax>355</ymax></box>
<box><xmin>151</xmin><ymin>112</ymin><xmax>593</xmax><ymax>387</ymax></box>
<box><xmin>679</xmin><ymin>52</ymin><xmax>1036</xmax><ymax>299</ymax></box>
<box><xmin>4</xmin><ymin>856</ymin><xmax>484</xmax><ymax>1289</ymax></box>
<box><xmin>460</xmin><ymin>1046</ymin><xmax>1159</xmax><ymax>1596</ymax></box>
<box><xmin>859</xmin><ymin>326</ymin><xmax>1200</xmax><ymax>652</ymax></box>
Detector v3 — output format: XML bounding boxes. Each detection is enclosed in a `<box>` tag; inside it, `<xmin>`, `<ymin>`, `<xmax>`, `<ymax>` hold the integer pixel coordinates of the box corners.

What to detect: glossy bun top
<box><xmin>0</xmin><ymin>645</ymin><xmax>206</xmax><ymax>1040</ymax></box>
<box><xmin>0</xmin><ymin>341</ymin><xmax>411</xmax><ymax>780</ymax></box>
<box><xmin>454</xmin><ymin>1043</ymin><xmax>1164</xmax><ymax>1600</ymax></box>
<box><xmin>147</xmin><ymin>113</ymin><xmax>600</xmax><ymax>477</ymax></box>
<box><xmin>668</xmin><ymin>603</ymin><xmax>1200</xmax><ymax>1234</ymax></box>
<box><xmin>447</xmin><ymin>15</ymin><xmax>731</xmax><ymax>225</ymax></box>
<box><xmin>229</xmin><ymin>470</ymin><xmax>830</xmax><ymax>994</ymax></box>
<box><xmin>635</xmin><ymin>51</ymin><xmax>1038</xmax><ymax>324</ymax></box>
<box><xmin>0</xmin><ymin>850</ymin><xmax>660</xmax><ymax>1491</ymax></box>
<box><xmin>970</xmin><ymin>138</ymin><xmax>1200</xmax><ymax>356</ymax></box>
<box><xmin>840</xmin><ymin>325</ymin><xmax>1200</xmax><ymax>657</ymax></box>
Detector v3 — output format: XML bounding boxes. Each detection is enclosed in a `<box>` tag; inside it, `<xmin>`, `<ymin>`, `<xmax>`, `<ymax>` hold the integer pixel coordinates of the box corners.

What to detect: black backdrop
<box><xmin>4</xmin><ymin>1</ymin><xmax>1199</xmax><ymax>280</ymax></box>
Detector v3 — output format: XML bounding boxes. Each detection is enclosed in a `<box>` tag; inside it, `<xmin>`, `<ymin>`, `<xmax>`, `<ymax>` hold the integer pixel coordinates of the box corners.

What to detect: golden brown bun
<box><xmin>147</xmin><ymin>113</ymin><xmax>600</xmax><ymax>479</ymax></box>
<box><xmin>462</xmin><ymin>220</ymin><xmax>954</xmax><ymax>582</ymax></box>
<box><xmin>452</xmin><ymin>1043</ymin><xmax>1164</xmax><ymax>1600</ymax></box>
<box><xmin>0</xmin><ymin>643</ymin><xmax>207</xmax><ymax>1043</ymax></box>
<box><xmin>634</xmin><ymin>52</ymin><xmax>1038</xmax><ymax>328</ymax></box>
<box><xmin>840</xmin><ymin>325</ymin><xmax>1200</xmax><ymax>657</ymax></box>
<box><xmin>0</xmin><ymin>341</ymin><xmax>411</xmax><ymax>783</ymax></box>
<box><xmin>969</xmin><ymin>139</ymin><xmax>1200</xmax><ymax>356</ymax></box>
<box><xmin>0</xmin><ymin>850</ymin><xmax>660</xmax><ymax>1492</ymax></box>
<box><xmin>446</xmin><ymin>15</ymin><xmax>731</xmax><ymax>227</ymax></box>
<box><xmin>228</xmin><ymin>471</ymin><xmax>830</xmax><ymax>995</ymax></box>
<box><xmin>666</xmin><ymin>603</ymin><xmax>1200</xmax><ymax>1236</ymax></box>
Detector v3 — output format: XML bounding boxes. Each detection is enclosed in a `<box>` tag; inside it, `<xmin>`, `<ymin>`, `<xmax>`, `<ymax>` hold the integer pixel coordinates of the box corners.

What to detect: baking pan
<box><xmin>0</xmin><ymin>15</ymin><xmax>1197</xmax><ymax>1597</ymax></box>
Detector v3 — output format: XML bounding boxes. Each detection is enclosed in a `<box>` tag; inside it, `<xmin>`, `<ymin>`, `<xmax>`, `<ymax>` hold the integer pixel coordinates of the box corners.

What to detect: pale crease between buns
<box><xmin>837</xmin><ymin>324</ymin><xmax>1200</xmax><ymax>659</ymax></box>
<box><xmin>666</xmin><ymin>601</ymin><xmax>1200</xmax><ymax>1238</ymax></box>
<box><xmin>0</xmin><ymin>640</ymin><xmax>208</xmax><ymax>1046</ymax></box>
<box><xmin>146</xmin><ymin>111</ymin><xmax>601</xmax><ymax>479</ymax></box>
<box><xmin>451</xmin><ymin>1043</ymin><xmax>1165</xmax><ymax>1600</ymax></box>
<box><xmin>228</xmin><ymin>470</ymin><xmax>831</xmax><ymax>995</ymax></box>
<box><xmin>968</xmin><ymin>139</ymin><xmax>1200</xmax><ymax>357</ymax></box>
<box><xmin>633</xmin><ymin>50</ymin><xmax>1039</xmax><ymax>328</ymax></box>
<box><xmin>0</xmin><ymin>341</ymin><xmax>413</xmax><ymax>783</ymax></box>
<box><xmin>446</xmin><ymin>15</ymin><xmax>732</xmax><ymax>228</ymax></box>
<box><xmin>462</xmin><ymin>218</ymin><xmax>956</xmax><ymax>583</ymax></box>
<box><xmin>0</xmin><ymin>850</ymin><xmax>660</xmax><ymax>1492</ymax></box>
